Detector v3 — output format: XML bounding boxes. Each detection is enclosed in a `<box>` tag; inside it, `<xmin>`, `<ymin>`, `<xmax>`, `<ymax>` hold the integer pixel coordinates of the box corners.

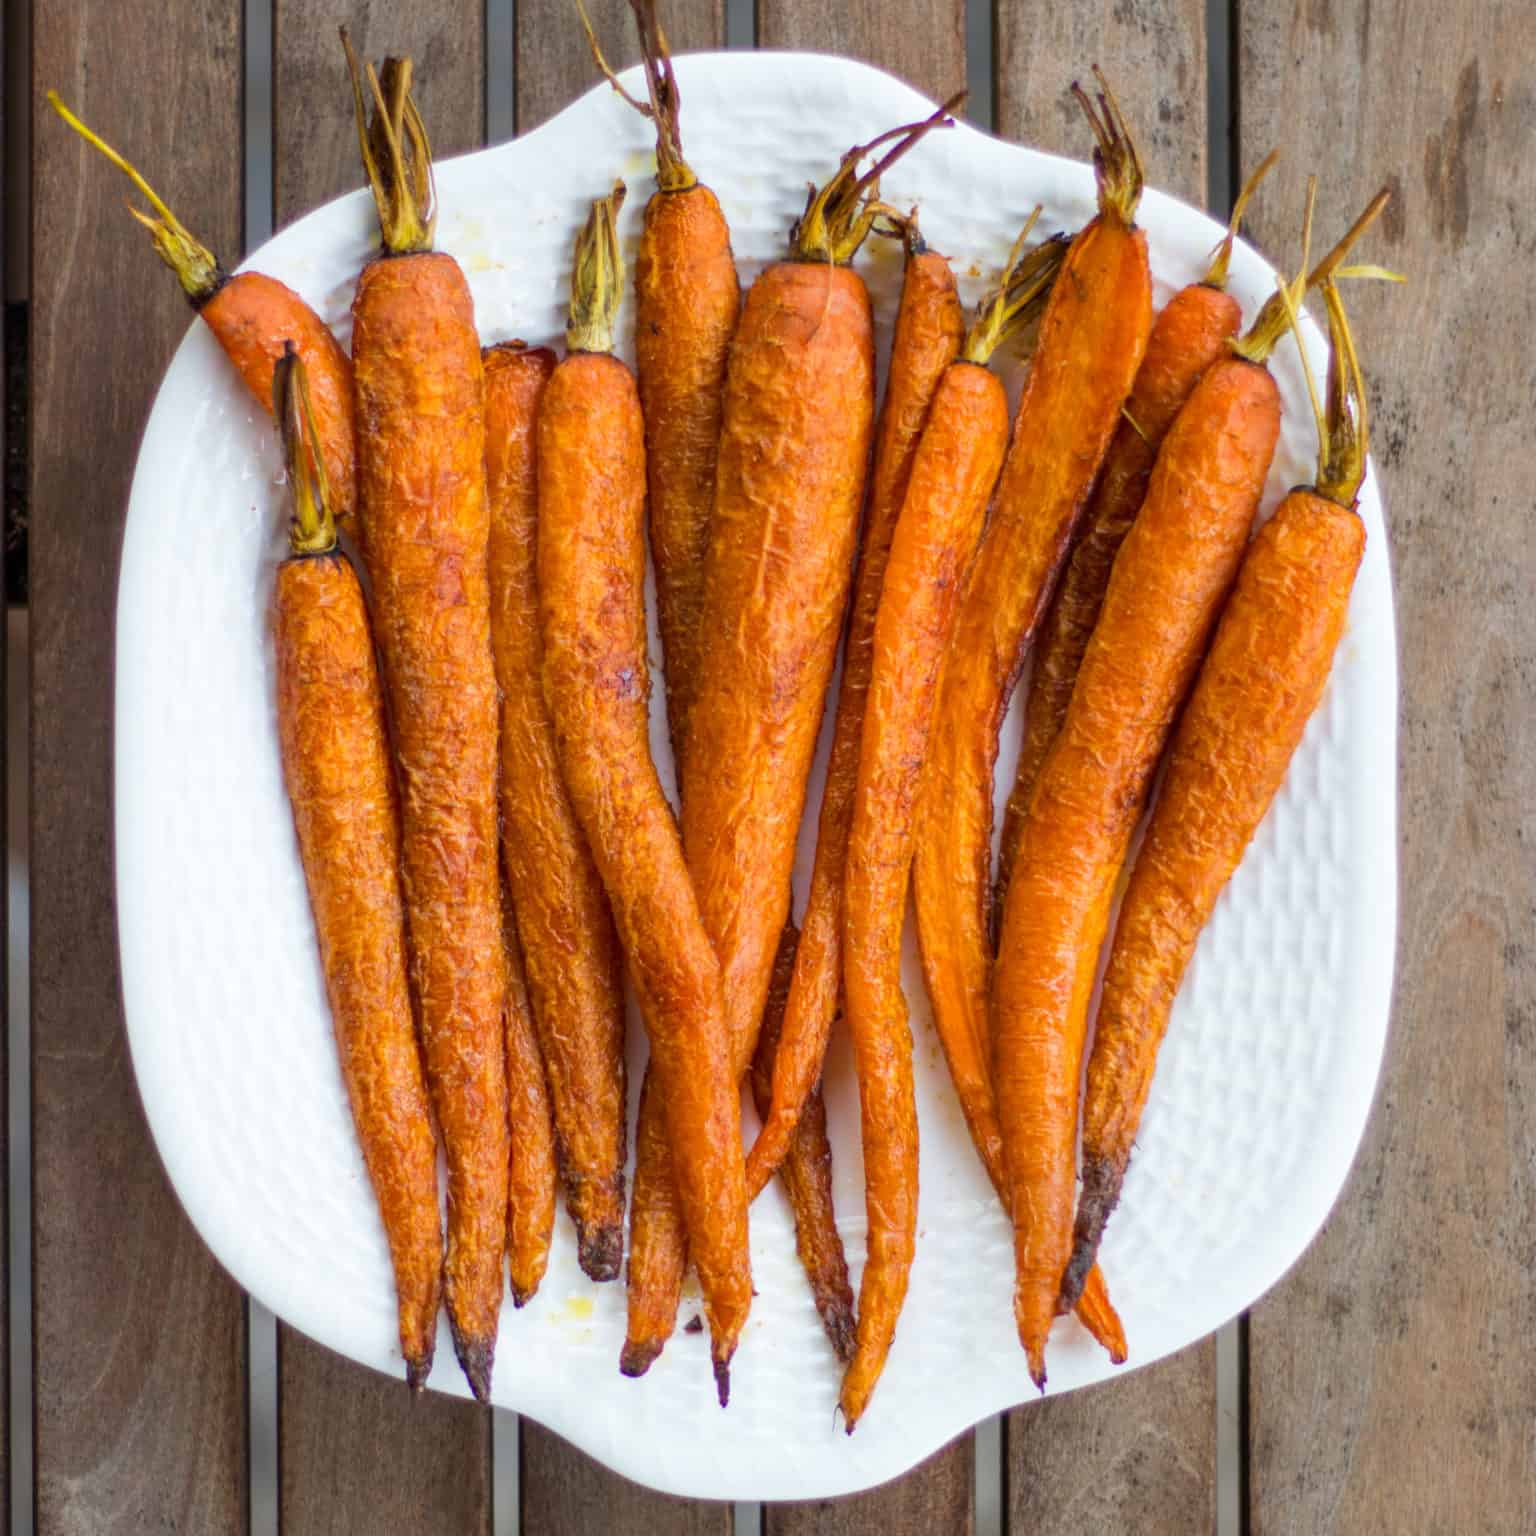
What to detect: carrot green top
<box><xmin>961</xmin><ymin>208</ymin><xmax>1069</xmax><ymax>366</ymax></box>
<box><xmin>342</xmin><ymin>29</ymin><xmax>436</xmax><ymax>257</ymax></box>
<box><xmin>1072</xmin><ymin>69</ymin><xmax>1144</xmax><ymax>231</ymax></box>
<box><xmin>1201</xmin><ymin>146</ymin><xmax>1279</xmax><ymax>290</ymax></box>
<box><xmin>273</xmin><ymin>344</ymin><xmax>337</xmax><ymax>558</ymax></box>
<box><xmin>566</xmin><ymin>183</ymin><xmax>628</xmax><ymax>355</ymax></box>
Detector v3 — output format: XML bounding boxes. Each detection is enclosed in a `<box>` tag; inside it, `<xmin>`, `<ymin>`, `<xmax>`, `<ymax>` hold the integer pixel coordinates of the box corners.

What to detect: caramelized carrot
<box><xmin>269</xmin><ymin>348</ymin><xmax>441</xmax><ymax>1388</ymax></box>
<box><xmin>747</xmin><ymin>210</ymin><xmax>964</xmax><ymax>1199</ymax></box>
<box><xmin>48</xmin><ymin>93</ymin><xmax>356</xmax><ymax>527</ymax></box>
<box><xmin>840</xmin><ymin>223</ymin><xmax>1060</xmax><ymax>1430</ymax></box>
<box><xmin>1066</xmin><ymin>278</ymin><xmax>1380</xmax><ymax>1308</ymax></box>
<box><xmin>622</xmin><ymin>104</ymin><xmax>958</xmax><ymax>1375</ymax></box>
<box><xmin>538</xmin><ymin>187</ymin><xmax>750</xmax><ymax>1403</ymax></box>
<box><xmin>343</xmin><ymin>40</ymin><xmax>509</xmax><ymax>1399</ymax></box>
<box><xmin>994</xmin><ymin>150</ymin><xmax>1279</xmax><ymax>907</ymax></box>
<box><xmin>913</xmin><ymin>75</ymin><xmax>1150</xmax><ymax>1212</ymax></box>
<box><xmin>484</xmin><ymin>342</ymin><xmax>629</xmax><ymax>1282</ymax></box>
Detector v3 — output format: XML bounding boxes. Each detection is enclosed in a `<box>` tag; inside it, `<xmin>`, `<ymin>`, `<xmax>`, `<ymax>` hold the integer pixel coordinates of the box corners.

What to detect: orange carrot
<box><xmin>622</xmin><ymin>103</ymin><xmax>958</xmax><ymax>1376</ymax></box>
<box><xmin>840</xmin><ymin>223</ymin><xmax>1060</xmax><ymax>1430</ymax></box>
<box><xmin>48</xmin><ymin>93</ymin><xmax>356</xmax><ymax>527</ymax></box>
<box><xmin>747</xmin><ymin>210</ymin><xmax>964</xmax><ymax>1199</ymax></box>
<box><xmin>1065</xmin><ymin>278</ymin><xmax>1380</xmax><ymax>1308</ymax></box>
<box><xmin>538</xmin><ymin>187</ymin><xmax>750</xmax><ymax>1403</ymax></box>
<box><xmin>484</xmin><ymin>341</ymin><xmax>629</xmax><ymax>1282</ymax></box>
<box><xmin>269</xmin><ymin>348</ymin><xmax>441</xmax><ymax>1388</ymax></box>
<box><xmin>343</xmin><ymin>40</ymin><xmax>509</xmax><ymax>1400</ymax></box>
<box><xmin>994</xmin><ymin>149</ymin><xmax>1279</xmax><ymax>908</ymax></box>
<box><xmin>913</xmin><ymin>75</ymin><xmax>1150</xmax><ymax>1213</ymax></box>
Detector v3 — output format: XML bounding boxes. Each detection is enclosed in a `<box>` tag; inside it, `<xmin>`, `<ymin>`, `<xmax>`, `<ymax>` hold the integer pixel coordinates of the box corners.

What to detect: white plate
<box><xmin>116</xmin><ymin>52</ymin><xmax>1397</xmax><ymax>1501</ymax></box>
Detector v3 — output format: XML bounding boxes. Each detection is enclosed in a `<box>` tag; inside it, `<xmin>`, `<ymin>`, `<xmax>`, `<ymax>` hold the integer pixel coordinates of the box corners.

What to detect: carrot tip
<box><xmin>451</xmin><ymin>1330</ymin><xmax>495</xmax><ymax>1404</ymax></box>
<box><xmin>405</xmin><ymin>1352</ymin><xmax>433</xmax><ymax>1393</ymax></box>
<box><xmin>619</xmin><ymin>1338</ymin><xmax>663</xmax><ymax>1378</ymax></box>
<box><xmin>713</xmin><ymin>1358</ymin><xmax>732</xmax><ymax>1408</ymax></box>
<box><xmin>576</xmin><ymin>1221</ymin><xmax>624</xmax><ymax>1284</ymax></box>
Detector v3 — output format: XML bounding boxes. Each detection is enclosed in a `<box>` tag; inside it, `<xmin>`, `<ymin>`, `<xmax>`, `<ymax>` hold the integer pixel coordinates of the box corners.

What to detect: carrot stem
<box><xmin>273</xmin><ymin>344</ymin><xmax>338</xmax><ymax>557</ymax></box>
<box><xmin>960</xmin><ymin>210</ymin><xmax>1068</xmax><ymax>365</ymax></box>
<box><xmin>1072</xmin><ymin>68</ymin><xmax>1144</xmax><ymax>229</ymax></box>
<box><xmin>566</xmin><ymin>182</ymin><xmax>628</xmax><ymax>354</ymax></box>
<box><xmin>341</xmin><ymin>29</ymin><xmax>436</xmax><ymax>256</ymax></box>
<box><xmin>1201</xmin><ymin>146</ymin><xmax>1280</xmax><ymax>289</ymax></box>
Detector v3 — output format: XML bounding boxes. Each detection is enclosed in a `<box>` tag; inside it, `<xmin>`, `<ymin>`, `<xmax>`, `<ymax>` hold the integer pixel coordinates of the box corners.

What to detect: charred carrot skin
<box><xmin>538</xmin><ymin>341</ymin><xmax>751</xmax><ymax>1401</ymax></box>
<box><xmin>637</xmin><ymin>183</ymin><xmax>741</xmax><ymax>770</ymax></box>
<box><xmin>750</xmin><ymin>925</ymin><xmax>856</xmax><ymax>1364</ymax></box>
<box><xmin>503</xmin><ymin>912</ymin><xmax>558</xmax><ymax>1306</ymax></box>
<box><xmin>840</xmin><ymin>360</ymin><xmax>1009</xmax><ymax>1429</ymax></box>
<box><xmin>352</xmin><ymin>249</ymin><xmax>510</xmax><ymax>1400</ymax></box>
<box><xmin>913</xmin><ymin>156</ymin><xmax>1151</xmax><ymax>1208</ymax></box>
<box><xmin>994</xmin><ymin>355</ymin><xmax>1282</xmax><ymax>1386</ymax></box>
<box><xmin>996</xmin><ymin>282</ymin><xmax>1241</xmax><ymax>903</ymax></box>
<box><xmin>484</xmin><ymin>343</ymin><xmax>629</xmax><ymax>1283</ymax></box>
<box><xmin>747</xmin><ymin>241</ymin><xmax>963</xmax><ymax>1199</ymax></box>
<box><xmin>274</xmin><ymin>550</ymin><xmax>442</xmax><ymax>1388</ymax></box>
<box><xmin>1069</xmin><ymin>491</ymin><xmax>1365</xmax><ymax>1305</ymax></box>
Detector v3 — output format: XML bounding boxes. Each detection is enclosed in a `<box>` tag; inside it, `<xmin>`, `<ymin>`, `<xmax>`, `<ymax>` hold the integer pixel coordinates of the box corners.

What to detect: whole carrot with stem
<box><xmin>746</xmin><ymin>204</ymin><xmax>965</xmax><ymax>1200</ymax></box>
<box><xmin>539</xmin><ymin>185</ymin><xmax>750</xmax><ymax>1404</ymax></box>
<box><xmin>48</xmin><ymin>93</ymin><xmax>356</xmax><ymax>527</ymax></box>
<box><xmin>840</xmin><ymin>221</ymin><xmax>1062</xmax><ymax>1430</ymax></box>
<box><xmin>269</xmin><ymin>347</ymin><xmax>441</xmax><ymax>1389</ymax></box>
<box><xmin>343</xmin><ymin>37</ymin><xmax>509</xmax><ymax>1400</ymax></box>
<box><xmin>912</xmin><ymin>73</ymin><xmax>1151</xmax><ymax>1213</ymax></box>
<box><xmin>1064</xmin><ymin>277</ymin><xmax>1386</xmax><ymax>1309</ymax></box>
<box><xmin>993</xmin><ymin>187</ymin><xmax>1389</xmax><ymax>1386</ymax></box>
<box><xmin>581</xmin><ymin>0</ymin><xmax>740</xmax><ymax>775</ymax></box>
<box><xmin>994</xmin><ymin>148</ymin><xmax>1280</xmax><ymax>908</ymax></box>
<box><xmin>622</xmin><ymin>102</ymin><xmax>958</xmax><ymax>1376</ymax></box>
<box><xmin>484</xmin><ymin>340</ymin><xmax>629</xmax><ymax>1283</ymax></box>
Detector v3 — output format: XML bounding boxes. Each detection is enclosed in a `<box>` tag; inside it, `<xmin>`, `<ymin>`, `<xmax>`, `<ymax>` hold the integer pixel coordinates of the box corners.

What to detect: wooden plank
<box><xmin>522</xmin><ymin>1423</ymin><xmax>732</xmax><ymax>1535</ymax></box>
<box><xmin>766</xmin><ymin>1437</ymin><xmax>974</xmax><ymax>1536</ymax></box>
<box><xmin>994</xmin><ymin>5</ymin><xmax>1218</xmax><ymax>1530</ymax></box>
<box><xmin>270</xmin><ymin>5</ymin><xmax>496</xmax><ymax>1531</ymax></box>
<box><xmin>514</xmin><ymin>0</ymin><xmax>724</xmax><ymax>133</ymax></box>
<box><xmin>272</xmin><ymin>0</ymin><xmax>486</xmax><ymax>229</ymax></box>
<box><xmin>1239</xmin><ymin>5</ymin><xmax>1536</xmax><ymax>1529</ymax></box>
<box><xmin>30</xmin><ymin>5</ymin><xmax>248</xmax><ymax>1531</ymax></box>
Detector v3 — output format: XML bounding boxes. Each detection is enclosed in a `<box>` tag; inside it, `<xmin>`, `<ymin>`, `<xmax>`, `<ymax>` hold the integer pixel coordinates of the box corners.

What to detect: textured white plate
<box><xmin>116</xmin><ymin>52</ymin><xmax>1397</xmax><ymax>1501</ymax></box>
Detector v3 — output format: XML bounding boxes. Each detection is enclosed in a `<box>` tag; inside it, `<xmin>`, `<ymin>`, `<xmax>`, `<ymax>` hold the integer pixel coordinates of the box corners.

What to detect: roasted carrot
<box><xmin>621</xmin><ymin>103</ymin><xmax>958</xmax><ymax>1376</ymax></box>
<box><xmin>749</xmin><ymin>925</ymin><xmax>857</xmax><ymax>1364</ymax></box>
<box><xmin>48</xmin><ymin>93</ymin><xmax>356</xmax><ymax>527</ymax></box>
<box><xmin>538</xmin><ymin>186</ymin><xmax>750</xmax><ymax>1404</ymax></box>
<box><xmin>839</xmin><ymin>222</ymin><xmax>1062</xmax><ymax>1430</ymax></box>
<box><xmin>993</xmin><ymin>187</ymin><xmax>1389</xmax><ymax>1384</ymax></box>
<box><xmin>484</xmin><ymin>341</ymin><xmax>629</xmax><ymax>1283</ymax></box>
<box><xmin>582</xmin><ymin>0</ymin><xmax>740</xmax><ymax>773</ymax></box>
<box><xmin>994</xmin><ymin>149</ymin><xmax>1280</xmax><ymax>908</ymax></box>
<box><xmin>343</xmin><ymin>39</ymin><xmax>509</xmax><ymax>1400</ymax></box>
<box><xmin>1065</xmin><ymin>277</ymin><xmax>1381</xmax><ymax>1309</ymax></box>
<box><xmin>269</xmin><ymin>347</ymin><xmax>441</xmax><ymax>1390</ymax></box>
<box><xmin>913</xmin><ymin>75</ymin><xmax>1151</xmax><ymax>1212</ymax></box>
<box><xmin>746</xmin><ymin>208</ymin><xmax>964</xmax><ymax>1199</ymax></box>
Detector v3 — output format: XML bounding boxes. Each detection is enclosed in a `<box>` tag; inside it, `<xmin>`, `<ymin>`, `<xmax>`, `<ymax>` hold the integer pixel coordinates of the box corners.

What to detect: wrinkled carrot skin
<box><xmin>997</xmin><ymin>283</ymin><xmax>1242</xmax><ymax>903</ymax></box>
<box><xmin>537</xmin><ymin>350</ymin><xmax>751</xmax><ymax>1394</ymax></box>
<box><xmin>840</xmin><ymin>361</ymin><xmax>1008</xmax><ymax>1429</ymax></box>
<box><xmin>622</xmin><ymin>260</ymin><xmax>874</xmax><ymax>1369</ymax></box>
<box><xmin>635</xmin><ymin>185</ymin><xmax>741</xmax><ymax>772</ymax></box>
<box><xmin>995</xmin><ymin>356</ymin><xmax>1281</xmax><ymax>1385</ymax></box>
<box><xmin>750</xmin><ymin>925</ymin><xmax>856</xmax><ymax>1364</ymax></box>
<box><xmin>203</xmin><ymin>273</ymin><xmax>356</xmax><ymax>524</ymax></box>
<box><xmin>503</xmin><ymin>913</ymin><xmax>558</xmax><ymax>1306</ymax></box>
<box><xmin>1067</xmin><ymin>491</ymin><xmax>1364</xmax><ymax>1306</ymax></box>
<box><xmin>747</xmin><ymin>248</ymin><xmax>962</xmax><ymax>1198</ymax></box>
<box><xmin>273</xmin><ymin>552</ymin><xmax>442</xmax><ymax>1389</ymax></box>
<box><xmin>913</xmin><ymin>216</ymin><xmax>1151</xmax><ymax>1210</ymax></box>
<box><xmin>352</xmin><ymin>251</ymin><xmax>509</xmax><ymax>1399</ymax></box>
<box><xmin>484</xmin><ymin>343</ymin><xmax>628</xmax><ymax>1282</ymax></box>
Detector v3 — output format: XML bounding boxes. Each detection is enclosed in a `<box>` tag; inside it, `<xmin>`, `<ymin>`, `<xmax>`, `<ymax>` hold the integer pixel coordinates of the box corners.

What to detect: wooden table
<box><xmin>21</xmin><ymin>0</ymin><xmax>1533</xmax><ymax>1530</ymax></box>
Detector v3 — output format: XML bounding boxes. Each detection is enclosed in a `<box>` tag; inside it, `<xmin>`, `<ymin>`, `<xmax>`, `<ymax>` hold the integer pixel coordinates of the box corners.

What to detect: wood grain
<box><xmin>522</xmin><ymin>1423</ymin><xmax>733</xmax><ymax>1534</ymax></box>
<box><xmin>1240</xmin><ymin>5</ymin><xmax>1536</xmax><ymax>1529</ymax></box>
<box><xmin>993</xmin><ymin>1</ymin><xmax>1218</xmax><ymax>1527</ymax></box>
<box><xmin>30</xmin><ymin>5</ymin><xmax>248</xmax><ymax>1530</ymax></box>
<box><xmin>273</xmin><ymin>0</ymin><xmax>486</xmax><ymax>229</ymax></box>
<box><xmin>996</xmin><ymin>0</ymin><xmax>1208</xmax><ymax>206</ymax></box>
<box><xmin>271</xmin><ymin>4</ymin><xmax>496</xmax><ymax>1530</ymax></box>
<box><xmin>766</xmin><ymin>1437</ymin><xmax>974</xmax><ymax>1535</ymax></box>
<box><xmin>514</xmin><ymin>0</ymin><xmax>724</xmax><ymax>133</ymax></box>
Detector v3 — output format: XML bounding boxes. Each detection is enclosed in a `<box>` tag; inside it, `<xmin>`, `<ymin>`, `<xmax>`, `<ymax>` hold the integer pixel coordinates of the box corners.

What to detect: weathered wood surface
<box><xmin>767</xmin><ymin>1438</ymin><xmax>974</xmax><ymax>1536</ymax></box>
<box><xmin>270</xmin><ymin>5</ymin><xmax>497</xmax><ymax>1530</ymax></box>
<box><xmin>996</xmin><ymin>2</ymin><xmax>1218</xmax><ymax>1529</ymax></box>
<box><xmin>30</xmin><ymin>5</ymin><xmax>249</xmax><ymax>1531</ymax></box>
<box><xmin>1240</xmin><ymin>5</ymin><xmax>1536</xmax><ymax>1531</ymax></box>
